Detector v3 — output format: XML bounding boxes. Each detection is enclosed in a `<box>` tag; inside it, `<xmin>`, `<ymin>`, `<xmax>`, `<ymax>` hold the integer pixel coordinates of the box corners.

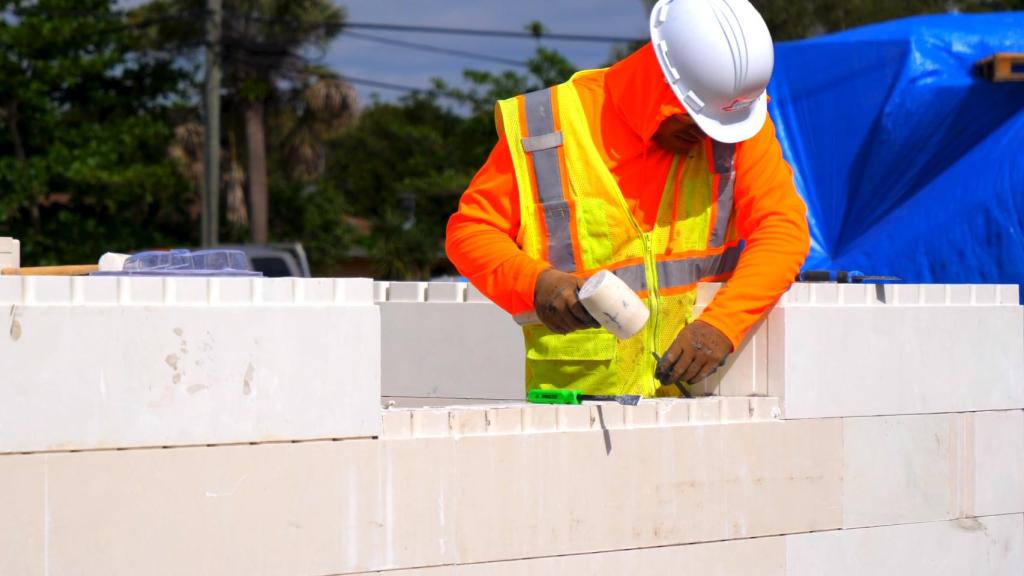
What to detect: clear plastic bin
<box><xmin>93</xmin><ymin>249</ymin><xmax>261</xmax><ymax>276</ymax></box>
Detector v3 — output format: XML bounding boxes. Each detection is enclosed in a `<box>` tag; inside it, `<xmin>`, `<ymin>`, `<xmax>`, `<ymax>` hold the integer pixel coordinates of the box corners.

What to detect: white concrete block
<box><xmin>523</xmin><ymin>404</ymin><xmax>558</xmax><ymax>433</ymax></box>
<box><xmin>450</xmin><ymin>408</ymin><xmax>488</xmax><ymax>437</ymax></box>
<box><xmin>388</xmin><ymin>281</ymin><xmax>427</xmax><ymax>302</ymax></box>
<box><xmin>769</xmin><ymin>304</ymin><xmax>1024</xmax><ymax>418</ymax></box>
<box><xmin>0</xmin><ymin>454</ymin><xmax>44</xmax><ymax>576</ymax></box>
<box><xmin>210</xmin><ymin>277</ymin><xmax>253</xmax><ymax>303</ymax></box>
<box><xmin>169</xmin><ymin>277</ymin><xmax>210</xmax><ymax>304</ymax></box>
<box><xmin>486</xmin><ymin>406</ymin><xmax>524</xmax><ymax>435</ymax></box>
<box><xmin>0</xmin><ymin>236</ymin><xmax>19</xmax><ymax>269</ymax></box>
<box><xmin>452</xmin><ymin>418</ymin><xmax>842</xmax><ymax>564</ymax></box>
<box><xmin>591</xmin><ymin>402</ymin><xmax>625</xmax><ymax>431</ymax></box>
<box><xmin>374</xmin><ymin>280</ymin><xmax>390</xmax><ymax>303</ymax></box>
<box><xmin>947</xmin><ymin>283</ymin><xmax>972</xmax><ymax>304</ymax></box>
<box><xmin>412</xmin><ymin>409</ymin><xmax>451</xmax><ymax>438</ymax></box>
<box><xmin>379</xmin><ymin>301</ymin><xmax>524</xmax><ymax>401</ymax></box>
<box><xmin>691</xmin><ymin>397</ymin><xmax>721</xmax><ymax>423</ymax></box>
<box><xmin>843</xmin><ymin>411</ymin><xmax>1024</xmax><ymax>529</ymax></box>
<box><xmin>786</xmin><ymin>514</ymin><xmax>1024</xmax><ymax>576</ymax></box>
<box><xmin>465</xmin><ymin>283</ymin><xmax>490</xmax><ymax>303</ymax></box>
<box><xmin>842</xmin><ymin>414</ymin><xmax>960</xmax><ymax>528</ymax></box>
<box><xmin>720</xmin><ymin>396</ymin><xmax>752</xmax><ymax>422</ymax></box>
<box><xmin>73</xmin><ymin>276</ymin><xmax>118</xmax><ymax>304</ymax></box>
<box><xmin>0</xmin><ymin>439</ymin><xmax>456</xmax><ymax>575</ymax></box>
<box><xmin>427</xmin><ymin>282</ymin><xmax>466</xmax><ymax>303</ymax></box>
<box><xmin>999</xmin><ymin>284</ymin><xmax>1020</xmax><ymax>305</ymax></box>
<box><xmin>810</xmin><ymin>282</ymin><xmax>840</xmax><ymax>304</ymax></box>
<box><xmin>24</xmin><ymin>276</ymin><xmax>73</xmax><ymax>304</ymax></box>
<box><xmin>297</xmin><ymin>277</ymin><xmax>334</xmax><ymax>303</ymax></box>
<box><xmin>701</xmin><ymin>314</ymin><xmax>768</xmax><ymax>397</ymax></box>
<box><xmin>123</xmin><ymin>276</ymin><xmax>165</xmax><ymax>304</ymax></box>
<box><xmin>656</xmin><ymin>399</ymin><xmax>691</xmax><ymax>425</ymax></box>
<box><xmin>382</xmin><ymin>409</ymin><xmax>413</xmax><ymax>439</ymax></box>
<box><xmin>623</xmin><ymin>401</ymin><xmax>658</xmax><ymax>428</ymax></box>
<box><xmin>973</xmin><ymin>410</ymin><xmax>1024</xmax><ymax>517</ymax></box>
<box><xmin>893</xmin><ymin>284</ymin><xmax>921</xmax><ymax>305</ymax></box>
<box><xmin>333</xmin><ymin>278</ymin><xmax>374</xmax><ymax>305</ymax></box>
<box><xmin>0</xmin><ymin>275</ymin><xmax>23</xmax><ymax>304</ymax></box>
<box><xmin>749</xmin><ymin>397</ymin><xmax>781</xmax><ymax>421</ymax></box>
<box><xmin>0</xmin><ymin>286</ymin><xmax>381</xmax><ymax>452</ymax></box>
<box><xmin>556</xmin><ymin>404</ymin><xmax>592</xmax><ymax>431</ymax></box>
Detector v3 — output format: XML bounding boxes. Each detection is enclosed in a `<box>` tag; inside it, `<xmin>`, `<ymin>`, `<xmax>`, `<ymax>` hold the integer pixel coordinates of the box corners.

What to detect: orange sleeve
<box><xmin>698</xmin><ymin>114</ymin><xmax>810</xmax><ymax>349</ymax></box>
<box><xmin>445</xmin><ymin>133</ymin><xmax>550</xmax><ymax>315</ymax></box>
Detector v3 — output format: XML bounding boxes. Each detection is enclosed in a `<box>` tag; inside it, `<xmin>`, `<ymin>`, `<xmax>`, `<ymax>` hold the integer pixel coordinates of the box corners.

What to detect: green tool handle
<box><xmin>527</xmin><ymin>389</ymin><xmax>582</xmax><ymax>405</ymax></box>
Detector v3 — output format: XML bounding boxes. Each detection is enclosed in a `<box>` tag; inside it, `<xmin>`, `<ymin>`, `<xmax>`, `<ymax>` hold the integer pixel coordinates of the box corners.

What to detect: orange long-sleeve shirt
<box><xmin>445</xmin><ymin>44</ymin><xmax>809</xmax><ymax>349</ymax></box>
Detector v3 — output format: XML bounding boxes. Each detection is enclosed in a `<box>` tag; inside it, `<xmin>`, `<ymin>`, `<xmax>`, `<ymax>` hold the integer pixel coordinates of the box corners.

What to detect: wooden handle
<box><xmin>1</xmin><ymin>265</ymin><xmax>99</xmax><ymax>276</ymax></box>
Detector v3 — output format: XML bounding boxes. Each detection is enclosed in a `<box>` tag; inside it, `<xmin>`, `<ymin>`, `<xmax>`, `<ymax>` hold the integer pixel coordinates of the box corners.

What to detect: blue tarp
<box><xmin>769</xmin><ymin>13</ymin><xmax>1024</xmax><ymax>293</ymax></box>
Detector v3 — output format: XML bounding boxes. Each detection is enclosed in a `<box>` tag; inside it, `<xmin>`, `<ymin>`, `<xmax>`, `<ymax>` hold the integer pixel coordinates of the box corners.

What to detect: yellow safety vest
<box><xmin>497</xmin><ymin>71</ymin><xmax>742</xmax><ymax>397</ymax></box>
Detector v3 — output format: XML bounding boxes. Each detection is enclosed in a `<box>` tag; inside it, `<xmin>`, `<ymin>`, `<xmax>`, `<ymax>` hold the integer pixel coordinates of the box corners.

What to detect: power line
<box><xmin>341</xmin><ymin>75</ymin><xmax>430</xmax><ymax>94</ymax></box>
<box><xmin>344</xmin><ymin>31</ymin><xmax>528</xmax><ymax>68</ymax></box>
<box><xmin>219</xmin><ymin>13</ymin><xmax>644</xmax><ymax>44</ymax></box>
<box><xmin>341</xmin><ymin>22</ymin><xmax>644</xmax><ymax>44</ymax></box>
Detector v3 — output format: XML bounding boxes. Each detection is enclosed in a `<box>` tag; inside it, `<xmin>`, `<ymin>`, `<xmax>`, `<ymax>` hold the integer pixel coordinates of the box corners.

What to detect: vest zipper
<box><xmin>641</xmin><ymin>231</ymin><xmax>660</xmax><ymax>395</ymax></box>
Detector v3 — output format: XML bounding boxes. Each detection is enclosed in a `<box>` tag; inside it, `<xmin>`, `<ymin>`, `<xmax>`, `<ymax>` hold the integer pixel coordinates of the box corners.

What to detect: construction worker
<box><xmin>445</xmin><ymin>0</ymin><xmax>809</xmax><ymax>397</ymax></box>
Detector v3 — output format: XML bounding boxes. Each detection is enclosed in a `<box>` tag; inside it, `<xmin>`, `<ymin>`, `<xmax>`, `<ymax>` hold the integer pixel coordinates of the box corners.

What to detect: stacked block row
<box><xmin>2</xmin><ymin>409</ymin><xmax>1020</xmax><ymax>574</ymax></box>
<box><xmin>0</xmin><ymin>276</ymin><xmax>382</xmax><ymax>453</ymax></box>
<box><xmin>376</xmin><ymin>281</ymin><xmax>524</xmax><ymax>404</ymax></box>
<box><xmin>382</xmin><ymin>396</ymin><xmax>782</xmax><ymax>438</ymax></box>
<box><xmin>382</xmin><ymin>281</ymin><xmax>1024</xmax><ymax>419</ymax></box>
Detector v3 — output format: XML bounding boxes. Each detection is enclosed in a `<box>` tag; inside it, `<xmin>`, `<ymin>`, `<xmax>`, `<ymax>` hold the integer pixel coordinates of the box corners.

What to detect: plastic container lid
<box><xmin>92</xmin><ymin>249</ymin><xmax>262</xmax><ymax>277</ymax></box>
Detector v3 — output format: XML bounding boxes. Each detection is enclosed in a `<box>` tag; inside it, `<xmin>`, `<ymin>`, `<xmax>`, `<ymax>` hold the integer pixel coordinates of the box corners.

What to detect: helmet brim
<box><xmin>679</xmin><ymin>89</ymin><xmax>769</xmax><ymax>144</ymax></box>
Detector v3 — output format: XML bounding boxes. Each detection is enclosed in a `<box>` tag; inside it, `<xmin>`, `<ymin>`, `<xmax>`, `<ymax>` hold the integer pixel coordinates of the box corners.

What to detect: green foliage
<box><xmin>0</xmin><ymin>0</ymin><xmax>193</xmax><ymax>265</ymax></box>
<box><xmin>325</xmin><ymin>49</ymin><xmax>577</xmax><ymax>280</ymax></box>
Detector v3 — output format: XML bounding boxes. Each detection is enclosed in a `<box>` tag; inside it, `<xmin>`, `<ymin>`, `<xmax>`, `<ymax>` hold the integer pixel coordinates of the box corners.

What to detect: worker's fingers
<box><xmin>667</xmin><ymin>346</ymin><xmax>697</xmax><ymax>386</ymax></box>
<box><xmin>568</xmin><ymin>296</ymin><xmax>596</xmax><ymax>329</ymax></box>
<box><xmin>541</xmin><ymin>301</ymin><xmax>571</xmax><ymax>334</ymax></box>
<box><xmin>680</xmin><ymin>351</ymin><xmax>706</xmax><ymax>383</ymax></box>
<box><xmin>692</xmin><ymin>358</ymin><xmax>722</xmax><ymax>383</ymax></box>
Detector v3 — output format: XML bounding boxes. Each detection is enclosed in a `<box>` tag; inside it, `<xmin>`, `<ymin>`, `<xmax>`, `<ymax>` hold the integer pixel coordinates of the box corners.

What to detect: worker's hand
<box><xmin>534</xmin><ymin>268</ymin><xmax>599</xmax><ymax>334</ymax></box>
<box><xmin>655</xmin><ymin>320</ymin><xmax>733</xmax><ymax>386</ymax></box>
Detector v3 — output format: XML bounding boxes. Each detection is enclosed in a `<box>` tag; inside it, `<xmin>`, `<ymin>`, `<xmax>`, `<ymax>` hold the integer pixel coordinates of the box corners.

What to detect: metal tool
<box><xmin>796</xmin><ymin>270</ymin><xmax>902</xmax><ymax>283</ymax></box>
<box><xmin>527</xmin><ymin>389</ymin><xmax>642</xmax><ymax>406</ymax></box>
<box><xmin>652</xmin><ymin>352</ymin><xmax>694</xmax><ymax>398</ymax></box>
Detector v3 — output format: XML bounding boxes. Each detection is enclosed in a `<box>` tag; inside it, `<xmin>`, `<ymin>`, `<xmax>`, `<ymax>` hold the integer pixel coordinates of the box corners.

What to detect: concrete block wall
<box><xmin>1</xmin><ymin>404</ymin><xmax>1021</xmax><ymax>574</ymax></box>
<box><xmin>2</xmin><ymin>278</ymin><xmax>1022</xmax><ymax>574</ymax></box>
<box><xmin>0</xmin><ymin>276</ymin><xmax>382</xmax><ymax>452</ymax></box>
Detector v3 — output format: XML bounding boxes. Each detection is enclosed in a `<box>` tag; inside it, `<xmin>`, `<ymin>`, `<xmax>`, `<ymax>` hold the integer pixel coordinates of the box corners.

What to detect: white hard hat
<box><xmin>649</xmin><ymin>0</ymin><xmax>775</xmax><ymax>144</ymax></box>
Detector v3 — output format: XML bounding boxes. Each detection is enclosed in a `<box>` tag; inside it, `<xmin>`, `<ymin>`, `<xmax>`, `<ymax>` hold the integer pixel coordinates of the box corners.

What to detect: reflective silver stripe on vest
<box><xmin>523</xmin><ymin>88</ymin><xmax>576</xmax><ymax>273</ymax></box>
<box><xmin>709</xmin><ymin>141</ymin><xmax>736</xmax><ymax>248</ymax></box>
<box><xmin>611</xmin><ymin>263</ymin><xmax>647</xmax><ymax>292</ymax></box>
<box><xmin>656</xmin><ymin>245</ymin><xmax>743</xmax><ymax>290</ymax></box>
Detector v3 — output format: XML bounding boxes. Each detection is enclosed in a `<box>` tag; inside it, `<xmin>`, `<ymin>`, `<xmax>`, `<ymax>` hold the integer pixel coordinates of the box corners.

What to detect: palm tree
<box><xmin>134</xmin><ymin>0</ymin><xmax>355</xmax><ymax>243</ymax></box>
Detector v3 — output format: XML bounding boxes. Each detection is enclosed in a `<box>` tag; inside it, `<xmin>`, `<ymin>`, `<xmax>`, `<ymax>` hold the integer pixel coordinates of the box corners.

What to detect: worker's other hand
<box><xmin>534</xmin><ymin>268</ymin><xmax>600</xmax><ymax>334</ymax></box>
<box><xmin>655</xmin><ymin>320</ymin><xmax>733</xmax><ymax>386</ymax></box>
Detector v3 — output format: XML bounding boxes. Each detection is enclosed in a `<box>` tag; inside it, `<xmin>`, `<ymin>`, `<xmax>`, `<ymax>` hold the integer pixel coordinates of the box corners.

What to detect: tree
<box><xmin>323</xmin><ymin>47</ymin><xmax>578</xmax><ymax>280</ymax></box>
<box><xmin>134</xmin><ymin>0</ymin><xmax>357</xmax><ymax>244</ymax></box>
<box><xmin>0</xmin><ymin>0</ymin><xmax>194</xmax><ymax>264</ymax></box>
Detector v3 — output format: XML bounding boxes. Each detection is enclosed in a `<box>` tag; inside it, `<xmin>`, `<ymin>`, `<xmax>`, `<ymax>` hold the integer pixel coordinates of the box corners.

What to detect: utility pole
<box><xmin>201</xmin><ymin>0</ymin><xmax>222</xmax><ymax>246</ymax></box>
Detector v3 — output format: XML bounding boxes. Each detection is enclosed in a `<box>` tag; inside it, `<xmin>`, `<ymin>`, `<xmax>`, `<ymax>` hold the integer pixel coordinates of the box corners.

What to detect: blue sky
<box><xmin>324</xmin><ymin>1</ymin><xmax>651</xmax><ymax>105</ymax></box>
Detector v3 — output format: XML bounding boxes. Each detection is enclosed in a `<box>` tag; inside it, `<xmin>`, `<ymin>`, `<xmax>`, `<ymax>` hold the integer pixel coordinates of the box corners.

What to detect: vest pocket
<box><xmin>523</xmin><ymin>326</ymin><xmax>618</xmax><ymax>394</ymax></box>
